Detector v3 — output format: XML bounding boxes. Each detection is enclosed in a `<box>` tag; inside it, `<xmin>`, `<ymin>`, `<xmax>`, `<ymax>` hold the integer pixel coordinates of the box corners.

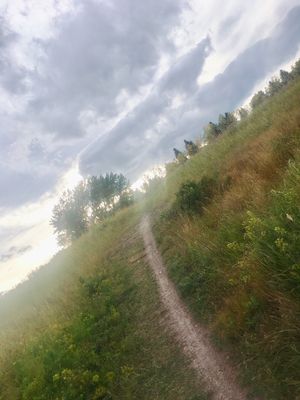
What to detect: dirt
<box><xmin>140</xmin><ymin>215</ymin><xmax>248</xmax><ymax>400</ymax></box>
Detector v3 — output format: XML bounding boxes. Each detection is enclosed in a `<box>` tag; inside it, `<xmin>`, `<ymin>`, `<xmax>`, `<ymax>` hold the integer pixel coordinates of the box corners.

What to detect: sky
<box><xmin>0</xmin><ymin>0</ymin><xmax>300</xmax><ymax>293</ymax></box>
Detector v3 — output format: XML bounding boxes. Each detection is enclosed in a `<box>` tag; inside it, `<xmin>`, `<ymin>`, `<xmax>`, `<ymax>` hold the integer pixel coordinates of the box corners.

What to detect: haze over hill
<box><xmin>1</xmin><ymin>0</ymin><xmax>300</xmax><ymax>292</ymax></box>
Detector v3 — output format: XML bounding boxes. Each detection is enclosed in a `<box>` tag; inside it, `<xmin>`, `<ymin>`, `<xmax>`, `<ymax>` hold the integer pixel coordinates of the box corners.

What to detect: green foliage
<box><xmin>250</xmin><ymin>90</ymin><xmax>267</xmax><ymax>109</ymax></box>
<box><xmin>184</xmin><ymin>140</ymin><xmax>199</xmax><ymax>156</ymax></box>
<box><xmin>89</xmin><ymin>173</ymin><xmax>130</xmax><ymax>221</ymax></box>
<box><xmin>13</xmin><ymin>266</ymin><xmax>136</xmax><ymax>400</ymax></box>
<box><xmin>51</xmin><ymin>182</ymin><xmax>89</xmax><ymax>246</ymax></box>
<box><xmin>152</xmin><ymin>76</ymin><xmax>300</xmax><ymax>399</ymax></box>
<box><xmin>291</xmin><ymin>59</ymin><xmax>300</xmax><ymax>79</ymax></box>
<box><xmin>142</xmin><ymin>175</ymin><xmax>164</xmax><ymax>194</ymax></box>
<box><xmin>279</xmin><ymin>69</ymin><xmax>292</xmax><ymax>85</ymax></box>
<box><xmin>117</xmin><ymin>190</ymin><xmax>134</xmax><ymax>209</ymax></box>
<box><xmin>218</xmin><ymin>112</ymin><xmax>237</xmax><ymax>132</ymax></box>
<box><xmin>237</xmin><ymin>107</ymin><xmax>249</xmax><ymax>120</ymax></box>
<box><xmin>51</xmin><ymin>173</ymin><xmax>132</xmax><ymax>246</ymax></box>
<box><xmin>203</xmin><ymin>122</ymin><xmax>221</xmax><ymax>142</ymax></box>
<box><xmin>241</xmin><ymin>160</ymin><xmax>300</xmax><ymax>297</ymax></box>
<box><xmin>266</xmin><ymin>77</ymin><xmax>283</xmax><ymax>96</ymax></box>
<box><xmin>175</xmin><ymin>176</ymin><xmax>216</xmax><ymax>213</ymax></box>
<box><xmin>250</xmin><ymin>62</ymin><xmax>298</xmax><ymax>112</ymax></box>
<box><xmin>0</xmin><ymin>209</ymin><xmax>205</xmax><ymax>400</ymax></box>
<box><xmin>203</xmin><ymin>113</ymin><xmax>237</xmax><ymax>143</ymax></box>
<box><xmin>173</xmin><ymin>147</ymin><xmax>187</xmax><ymax>163</ymax></box>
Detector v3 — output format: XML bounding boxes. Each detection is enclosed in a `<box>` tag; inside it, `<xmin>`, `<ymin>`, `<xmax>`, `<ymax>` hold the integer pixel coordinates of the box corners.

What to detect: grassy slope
<box><xmin>0</xmin><ymin>207</ymin><xmax>208</xmax><ymax>400</ymax></box>
<box><xmin>1</xmin><ymin>77</ymin><xmax>300</xmax><ymax>400</ymax></box>
<box><xmin>149</xmin><ymin>79</ymin><xmax>300</xmax><ymax>398</ymax></box>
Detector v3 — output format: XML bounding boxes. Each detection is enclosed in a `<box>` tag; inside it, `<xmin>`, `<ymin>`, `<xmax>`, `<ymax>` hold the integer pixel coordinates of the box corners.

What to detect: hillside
<box><xmin>0</xmin><ymin>208</ymin><xmax>208</xmax><ymax>399</ymax></box>
<box><xmin>148</xmin><ymin>77</ymin><xmax>300</xmax><ymax>398</ymax></box>
<box><xmin>0</xmin><ymin>69</ymin><xmax>300</xmax><ymax>399</ymax></box>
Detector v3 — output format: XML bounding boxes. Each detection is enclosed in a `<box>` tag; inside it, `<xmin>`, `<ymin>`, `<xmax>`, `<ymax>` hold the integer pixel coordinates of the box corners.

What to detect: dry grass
<box><xmin>0</xmin><ymin>206</ymin><xmax>208</xmax><ymax>399</ymax></box>
<box><xmin>151</xmin><ymin>78</ymin><xmax>300</xmax><ymax>398</ymax></box>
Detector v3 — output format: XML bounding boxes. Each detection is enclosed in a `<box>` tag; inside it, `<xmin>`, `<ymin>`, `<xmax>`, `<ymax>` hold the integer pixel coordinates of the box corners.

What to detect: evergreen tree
<box><xmin>267</xmin><ymin>78</ymin><xmax>283</xmax><ymax>97</ymax></box>
<box><xmin>279</xmin><ymin>69</ymin><xmax>292</xmax><ymax>85</ymax></box>
<box><xmin>184</xmin><ymin>140</ymin><xmax>198</xmax><ymax>156</ymax></box>
<box><xmin>173</xmin><ymin>148</ymin><xmax>187</xmax><ymax>163</ymax></box>
<box><xmin>204</xmin><ymin>122</ymin><xmax>221</xmax><ymax>142</ymax></box>
<box><xmin>291</xmin><ymin>59</ymin><xmax>300</xmax><ymax>79</ymax></box>
<box><xmin>250</xmin><ymin>90</ymin><xmax>267</xmax><ymax>109</ymax></box>
<box><xmin>218</xmin><ymin>112</ymin><xmax>237</xmax><ymax>132</ymax></box>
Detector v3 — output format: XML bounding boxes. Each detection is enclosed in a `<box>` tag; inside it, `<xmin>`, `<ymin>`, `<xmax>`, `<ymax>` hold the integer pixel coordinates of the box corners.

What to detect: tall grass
<box><xmin>0</xmin><ymin>207</ymin><xmax>208</xmax><ymax>399</ymax></box>
<box><xmin>151</xmin><ymin>78</ymin><xmax>300</xmax><ymax>398</ymax></box>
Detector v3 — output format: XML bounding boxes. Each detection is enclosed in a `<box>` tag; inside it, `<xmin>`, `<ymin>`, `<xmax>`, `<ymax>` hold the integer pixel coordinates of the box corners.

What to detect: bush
<box><xmin>175</xmin><ymin>176</ymin><xmax>216</xmax><ymax>213</ymax></box>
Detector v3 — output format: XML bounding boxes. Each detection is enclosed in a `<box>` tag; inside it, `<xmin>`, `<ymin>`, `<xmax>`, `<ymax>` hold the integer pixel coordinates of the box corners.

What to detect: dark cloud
<box><xmin>0</xmin><ymin>245</ymin><xmax>32</xmax><ymax>263</ymax></box>
<box><xmin>0</xmin><ymin>0</ymin><xmax>186</xmax><ymax>207</ymax></box>
<box><xmin>80</xmin><ymin>5</ymin><xmax>300</xmax><ymax>181</ymax></box>
<box><xmin>1</xmin><ymin>1</ymin><xmax>300</xmax><ymax>210</ymax></box>
<box><xmin>0</xmin><ymin>128</ymin><xmax>81</xmax><ymax>208</ymax></box>
<box><xmin>194</xmin><ymin>6</ymin><xmax>300</xmax><ymax>114</ymax></box>
<box><xmin>0</xmin><ymin>165</ymin><xmax>57</xmax><ymax>208</ymax></box>
<box><xmin>80</xmin><ymin>37</ymin><xmax>211</xmax><ymax>178</ymax></box>
<box><xmin>27</xmin><ymin>0</ymin><xmax>185</xmax><ymax>138</ymax></box>
<box><xmin>159</xmin><ymin>37</ymin><xmax>212</xmax><ymax>94</ymax></box>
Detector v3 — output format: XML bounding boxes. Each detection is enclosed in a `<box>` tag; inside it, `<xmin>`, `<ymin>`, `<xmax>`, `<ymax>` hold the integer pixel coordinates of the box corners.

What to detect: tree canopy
<box><xmin>51</xmin><ymin>173</ymin><xmax>133</xmax><ymax>246</ymax></box>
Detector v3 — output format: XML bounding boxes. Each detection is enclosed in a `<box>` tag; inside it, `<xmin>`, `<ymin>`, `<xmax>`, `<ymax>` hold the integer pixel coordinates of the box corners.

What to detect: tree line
<box><xmin>173</xmin><ymin>58</ymin><xmax>300</xmax><ymax>157</ymax></box>
<box><xmin>52</xmin><ymin>59</ymin><xmax>300</xmax><ymax>245</ymax></box>
<box><xmin>51</xmin><ymin>173</ymin><xmax>133</xmax><ymax>246</ymax></box>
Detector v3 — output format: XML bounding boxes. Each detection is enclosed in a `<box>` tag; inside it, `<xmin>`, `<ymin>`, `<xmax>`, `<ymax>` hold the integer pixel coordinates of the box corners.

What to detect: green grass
<box><xmin>0</xmin><ymin>207</ymin><xmax>209</xmax><ymax>400</ymax></box>
<box><xmin>148</xmin><ymin>79</ymin><xmax>300</xmax><ymax>399</ymax></box>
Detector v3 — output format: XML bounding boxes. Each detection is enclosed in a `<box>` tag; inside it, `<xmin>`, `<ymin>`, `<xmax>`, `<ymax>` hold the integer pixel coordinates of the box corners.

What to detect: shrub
<box><xmin>175</xmin><ymin>176</ymin><xmax>216</xmax><ymax>213</ymax></box>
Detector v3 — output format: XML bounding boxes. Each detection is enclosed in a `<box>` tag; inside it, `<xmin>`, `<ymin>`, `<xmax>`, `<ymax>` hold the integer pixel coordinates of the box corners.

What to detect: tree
<box><xmin>184</xmin><ymin>140</ymin><xmax>198</xmax><ymax>156</ymax></box>
<box><xmin>237</xmin><ymin>107</ymin><xmax>249</xmax><ymax>120</ymax></box>
<box><xmin>173</xmin><ymin>148</ymin><xmax>187</xmax><ymax>163</ymax></box>
<box><xmin>51</xmin><ymin>182</ymin><xmax>89</xmax><ymax>247</ymax></box>
<box><xmin>291</xmin><ymin>59</ymin><xmax>300</xmax><ymax>79</ymax></box>
<box><xmin>118</xmin><ymin>189</ymin><xmax>134</xmax><ymax>209</ymax></box>
<box><xmin>250</xmin><ymin>90</ymin><xmax>267</xmax><ymax>109</ymax></box>
<box><xmin>218</xmin><ymin>112</ymin><xmax>237</xmax><ymax>132</ymax></box>
<box><xmin>51</xmin><ymin>173</ymin><xmax>132</xmax><ymax>245</ymax></box>
<box><xmin>89</xmin><ymin>173</ymin><xmax>130</xmax><ymax>221</ymax></box>
<box><xmin>203</xmin><ymin>122</ymin><xmax>221</xmax><ymax>142</ymax></box>
<box><xmin>267</xmin><ymin>78</ymin><xmax>283</xmax><ymax>97</ymax></box>
<box><xmin>279</xmin><ymin>69</ymin><xmax>292</xmax><ymax>85</ymax></box>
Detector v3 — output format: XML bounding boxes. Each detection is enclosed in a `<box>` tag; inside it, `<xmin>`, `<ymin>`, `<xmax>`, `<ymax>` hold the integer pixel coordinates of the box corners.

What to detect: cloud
<box><xmin>0</xmin><ymin>0</ymin><xmax>187</xmax><ymax>207</ymax></box>
<box><xmin>0</xmin><ymin>165</ymin><xmax>58</xmax><ymax>208</ymax></box>
<box><xmin>159</xmin><ymin>37</ymin><xmax>212</xmax><ymax>94</ymax></box>
<box><xmin>194</xmin><ymin>6</ymin><xmax>300</xmax><ymax>113</ymax></box>
<box><xmin>0</xmin><ymin>245</ymin><xmax>32</xmax><ymax>263</ymax></box>
<box><xmin>216</xmin><ymin>13</ymin><xmax>240</xmax><ymax>40</ymax></box>
<box><xmin>1</xmin><ymin>1</ymin><xmax>300</xmax><ymax>207</ymax></box>
<box><xmin>79</xmin><ymin>5</ymin><xmax>300</xmax><ymax>181</ymax></box>
<box><xmin>79</xmin><ymin>36</ymin><xmax>211</xmax><ymax>178</ymax></box>
<box><xmin>25</xmin><ymin>0</ymin><xmax>185</xmax><ymax>138</ymax></box>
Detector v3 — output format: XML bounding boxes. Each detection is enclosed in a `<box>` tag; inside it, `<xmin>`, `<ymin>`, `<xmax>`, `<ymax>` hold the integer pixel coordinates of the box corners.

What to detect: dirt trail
<box><xmin>140</xmin><ymin>215</ymin><xmax>247</xmax><ymax>400</ymax></box>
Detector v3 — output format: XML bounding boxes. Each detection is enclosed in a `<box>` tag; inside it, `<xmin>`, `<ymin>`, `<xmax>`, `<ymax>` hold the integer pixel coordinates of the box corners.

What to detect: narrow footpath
<box><xmin>140</xmin><ymin>215</ymin><xmax>248</xmax><ymax>400</ymax></box>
